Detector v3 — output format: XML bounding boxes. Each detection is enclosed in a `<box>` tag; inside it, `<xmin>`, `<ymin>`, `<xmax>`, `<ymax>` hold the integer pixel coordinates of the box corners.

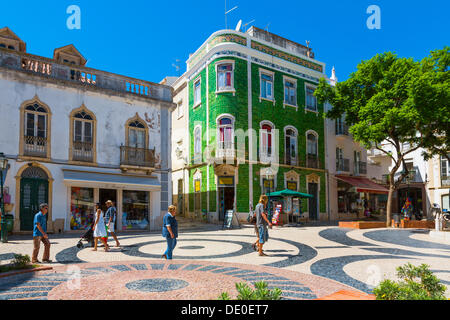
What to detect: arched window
<box><xmin>70</xmin><ymin>106</ymin><xmax>96</xmax><ymax>163</ymax></box>
<box><xmin>260</xmin><ymin>123</ymin><xmax>274</xmax><ymax>160</ymax></box>
<box><xmin>23</xmin><ymin>103</ymin><xmax>49</xmax><ymax>158</ymax></box>
<box><xmin>218</xmin><ymin>117</ymin><xmax>233</xmax><ymax>150</ymax></box>
<box><xmin>285</xmin><ymin>128</ymin><xmax>297</xmax><ymax>165</ymax></box>
<box><xmin>128</xmin><ymin>120</ymin><xmax>146</xmax><ymax>149</ymax></box>
<box><xmin>194</xmin><ymin>126</ymin><xmax>202</xmax><ymax>163</ymax></box>
<box><xmin>307</xmin><ymin>132</ymin><xmax>318</xmax><ymax>168</ymax></box>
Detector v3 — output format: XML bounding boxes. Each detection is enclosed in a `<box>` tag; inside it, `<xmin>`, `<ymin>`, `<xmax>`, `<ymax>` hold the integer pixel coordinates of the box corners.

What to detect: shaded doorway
<box><xmin>218</xmin><ymin>176</ymin><xmax>235</xmax><ymax>222</ymax></box>
<box><xmin>308</xmin><ymin>182</ymin><xmax>319</xmax><ymax>221</ymax></box>
<box><xmin>99</xmin><ymin>189</ymin><xmax>117</xmax><ymax>229</ymax></box>
<box><xmin>19</xmin><ymin>166</ymin><xmax>49</xmax><ymax>231</ymax></box>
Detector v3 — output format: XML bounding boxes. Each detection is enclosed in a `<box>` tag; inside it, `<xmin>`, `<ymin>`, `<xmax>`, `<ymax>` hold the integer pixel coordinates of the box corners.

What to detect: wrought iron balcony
<box><xmin>23</xmin><ymin>136</ymin><xmax>47</xmax><ymax>157</ymax></box>
<box><xmin>72</xmin><ymin>141</ymin><xmax>94</xmax><ymax>162</ymax></box>
<box><xmin>336</xmin><ymin>158</ymin><xmax>350</xmax><ymax>172</ymax></box>
<box><xmin>120</xmin><ymin>146</ymin><xmax>155</xmax><ymax>168</ymax></box>
<box><xmin>335</xmin><ymin>123</ymin><xmax>349</xmax><ymax>136</ymax></box>
<box><xmin>306</xmin><ymin>154</ymin><xmax>320</xmax><ymax>169</ymax></box>
<box><xmin>354</xmin><ymin>161</ymin><xmax>367</xmax><ymax>175</ymax></box>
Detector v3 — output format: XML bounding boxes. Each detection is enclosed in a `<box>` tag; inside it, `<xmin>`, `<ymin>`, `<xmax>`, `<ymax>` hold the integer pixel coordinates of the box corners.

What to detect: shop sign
<box><xmin>219</xmin><ymin>177</ymin><xmax>234</xmax><ymax>187</ymax></box>
<box><xmin>287</xmin><ymin>181</ymin><xmax>297</xmax><ymax>191</ymax></box>
<box><xmin>195</xmin><ymin>179</ymin><xmax>201</xmax><ymax>192</ymax></box>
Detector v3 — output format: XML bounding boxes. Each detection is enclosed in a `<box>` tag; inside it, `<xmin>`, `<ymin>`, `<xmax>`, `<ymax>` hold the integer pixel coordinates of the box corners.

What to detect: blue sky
<box><xmin>1</xmin><ymin>0</ymin><xmax>448</xmax><ymax>83</ymax></box>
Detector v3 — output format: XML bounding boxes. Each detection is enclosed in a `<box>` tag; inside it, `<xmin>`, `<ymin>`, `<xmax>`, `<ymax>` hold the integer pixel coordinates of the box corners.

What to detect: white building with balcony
<box><xmin>325</xmin><ymin>67</ymin><xmax>388</xmax><ymax>221</ymax></box>
<box><xmin>0</xmin><ymin>27</ymin><xmax>175</xmax><ymax>233</ymax></box>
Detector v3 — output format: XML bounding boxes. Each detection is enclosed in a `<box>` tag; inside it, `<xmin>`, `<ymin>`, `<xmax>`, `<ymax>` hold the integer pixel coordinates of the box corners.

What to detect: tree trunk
<box><xmin>386</xmin><ymin>178</ymin><xmax>395</xmax><ymax>227</ymax></box>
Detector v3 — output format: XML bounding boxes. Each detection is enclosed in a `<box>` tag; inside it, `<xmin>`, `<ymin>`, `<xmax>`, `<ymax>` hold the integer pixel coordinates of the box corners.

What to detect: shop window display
<box><xmin>70</xmin><ymin>187</ymin><xmax>94</xmax><ymax>230</ymax></box>
<box><xmin>122</xmin><ymin>190</ymin><xmax>150</xmax><ymax>230</ymax></box>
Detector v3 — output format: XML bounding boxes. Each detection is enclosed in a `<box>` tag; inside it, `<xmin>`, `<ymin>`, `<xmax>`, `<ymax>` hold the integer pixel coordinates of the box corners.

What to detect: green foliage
<box><xmin>373</xmin><ymin>263</ymin><xmax>447</xmax><ymax>300</ymax></box>
<box><xmin>218</xmin><ymin>281</ymin><xmax>282</xmax><ymax>300</ymax></box>
<box><xmin>0</xmin><ymin>254</ymin><xmax>33</xmax><ymax>273</ymax></box>
<box><xmin>12</xmin><ymin>254</ymin><xmax>31</xmax><ymax>268</ymax></box>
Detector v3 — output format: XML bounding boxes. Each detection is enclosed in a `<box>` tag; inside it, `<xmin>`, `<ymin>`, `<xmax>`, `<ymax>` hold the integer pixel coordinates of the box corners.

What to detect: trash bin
<box><xmin>5</xmin><ymin>214</ymin><xmax>14</xmax><ymax>233</ymax></box>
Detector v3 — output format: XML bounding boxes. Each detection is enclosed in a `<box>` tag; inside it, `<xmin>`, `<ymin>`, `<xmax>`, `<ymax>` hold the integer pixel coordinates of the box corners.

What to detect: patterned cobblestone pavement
<box><xmin>1</xmin><ymin>223</ymin><xmax>449</xmax><ymax>300</ymax></box>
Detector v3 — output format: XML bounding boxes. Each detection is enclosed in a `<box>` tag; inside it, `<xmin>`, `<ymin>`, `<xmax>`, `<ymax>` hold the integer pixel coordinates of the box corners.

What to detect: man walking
<box><xmin>255</xmin><ymin>195</ymin><xmax>272</xmax><ymax>256</ymax></box>
<box><xmin>32</xmin><ymin>203</ymin><xmax>51</xmax><ymax>263</ymax></box>
<box><xmin>162</xmin><ymin>205</ymin><xmax>178</xmax><ymax>260</ymax></box>
<box><xmin>105</xmin><ymin>200</ymin><xmax>120</xmax><ymax>247</ymax></box>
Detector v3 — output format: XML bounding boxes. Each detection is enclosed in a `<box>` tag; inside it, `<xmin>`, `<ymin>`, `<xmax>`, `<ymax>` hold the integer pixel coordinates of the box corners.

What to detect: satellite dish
<box><xmin>235</xmin><ymin>19</ymin><xmax>242</xmax><ymax>31</ymax></box>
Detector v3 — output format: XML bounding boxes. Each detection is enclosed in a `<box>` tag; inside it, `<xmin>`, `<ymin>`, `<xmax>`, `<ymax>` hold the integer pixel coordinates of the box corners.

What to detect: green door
<box><xmin>20</xmin><ymin>178</ymin><xmax>49</xmax><ymax>231</ymax></box>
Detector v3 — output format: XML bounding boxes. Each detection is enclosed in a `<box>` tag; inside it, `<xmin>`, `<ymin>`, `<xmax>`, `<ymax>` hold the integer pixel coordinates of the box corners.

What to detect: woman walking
<box><xmin>162</xmin><ymin>205</ymin><xmax>178</xmax><ymax>260</ymax></box>
<box><xmin>255</xmin><ymin>195</ymin><xmax>272</xmax><ymax>256</ymax></box>
<box><xmin>92</xmin><ymin>203</ymin><xmax>109</xmax><ymax>252</ymax></box>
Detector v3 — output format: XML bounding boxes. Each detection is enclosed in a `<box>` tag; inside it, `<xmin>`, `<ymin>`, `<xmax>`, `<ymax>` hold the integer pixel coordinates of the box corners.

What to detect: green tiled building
<box><xmin>171</xmin><ymin>27</ymin><xmax>329</xmax><ymax>223</ymax></box>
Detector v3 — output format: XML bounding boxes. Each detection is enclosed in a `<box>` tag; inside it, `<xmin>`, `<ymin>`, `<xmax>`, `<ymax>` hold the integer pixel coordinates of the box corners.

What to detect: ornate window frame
<box><xmin>125</xmin><ymin>113</ymin><xmax>149</xmax><ymax>149</ymax></box>
<box><xmin>69</xmin><ymin>104</ymin><xmax>97</xmax><ymax>164</ymax></box>
<box><xmin>284</xmin><ymin>125</ymin><xmax>298</xmax><ymax>166</ymax></box>
<box><xmin>19</xmin><ymin>96</ymin><xmax>52</xmax><ymax>161</ymax></box>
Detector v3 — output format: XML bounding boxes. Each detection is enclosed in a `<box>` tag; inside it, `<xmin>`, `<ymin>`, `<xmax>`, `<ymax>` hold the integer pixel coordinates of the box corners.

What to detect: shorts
<box><xmin>107</xmin><ymin>222</ymin><xmax>115</xmax><ymax>233</ymax></box>
<box><xmin>258</xmin><ymin>225</ymin><xmax>268</xmax><ymax>244</ymax></box>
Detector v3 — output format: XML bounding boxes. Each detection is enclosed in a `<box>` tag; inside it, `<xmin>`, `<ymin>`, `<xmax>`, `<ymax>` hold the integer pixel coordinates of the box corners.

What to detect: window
<box><xmin>218</xmin><ymin>117</ymin><xmax>234</xmax><ymax>150</ymax></box>
<box><xmin>194</xmin><ymin>126</ymin><xmax>202</xmax><ymax>158</ymax></box>
<box><xmin>0</xmin><ymin>43</ymin><xmax>5</xmax><ymax>48</ymax></box>
<box><xmin>73</xmin><ymin>111</ymin><xmax>94</xmax><ymax>162</ymax></box>
<box><xmin>442</xmin><ymin>194</ymin><xmax>449</xmax><ymax>212</ymax></box>
<box><xmin>122</xmin><ymin>190</ymin><xmax>150</xmax><ymax>231</ymax></box>
<box><xmin>177</xmin><ymin>101</ymin><xmax>183</xmax><ymax>118</ymax></box>
<box><xmin>128</xmin><ymin>120</ymin><xmax>146</xmax><ymax>149</ymax></box>
<box><xmin>70</xmin><ymin>187</ymin><xmax>94</xmax><ymax>231</ymax></box>
<box><xmin>307</xmin><ymin>133</ymin><xmax>318</xmax><ymax>168</ymax></box>
<box><xmin>23</xmin><ymin>103</ymin><xmax>48</xmax><ymax>157</ymax></box>
<box><xmin>285</xmin><ymin>128</ymin><xmax>297</xmax><ymax>165</ymax></box>
<box><xmin>441</xmin><ymin>155</ymin><xmax>450</xmax><ymax>186</ymax></box>
<box><xmin>306</xmin><ymin>85</ymin><xmax>317</xmax><ymax>111</ymax></box>
<box><xmin>284</xmin><ymin>79</ymin><xmax>297</xmax><ymax>106</ymax></box>
<box><xmin>261</xmin><ymin>124</ymin><xmax>273</xmax><ymax>159</ymax></box>
<box><xmin>8</xmin><ymin>45</ymin><xmax>14</xmax><ymax>50</ymax></box>
<box><xmin>263</xmin><ymin>178</ymin><xmax>275</xmax><ymax>194</ymax></box>
<box><xmin>194</xmin><ymin>79</ymin><xmax>201</xmax><ymax>106</ymax></box>
<box><xmin>217</xmin><ymin>63</ymin><xmax>234</xmax><ymax>91</ymax></box>
<box><xmin>260</xmin><ymin>72</ymin><xmax>273</xmax><ymax>100</ymax></box>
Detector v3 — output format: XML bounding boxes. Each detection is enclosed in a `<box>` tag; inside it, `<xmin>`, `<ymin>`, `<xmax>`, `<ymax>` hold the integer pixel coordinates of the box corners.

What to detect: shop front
<box><xmin>335</xmin><ymin>175</ymin><xmax>389</xmax><ymax>219</ymax></box>
<box><xmin>63</xmin><ymin>169</ymin><xmax>160</xmax><ymax>232</ymax></box>
<box><xmin>266</xmin><ymin>189</ymin><xmax>314</xmax><ymax>225</ymax></box>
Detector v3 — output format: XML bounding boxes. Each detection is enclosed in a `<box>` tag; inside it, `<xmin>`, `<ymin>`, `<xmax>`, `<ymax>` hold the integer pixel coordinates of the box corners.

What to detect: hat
<box><xmin>95</xmin><ymin>202</ymin><xmax>101</xmax><ymax>206</ymax></box>
<box><xmin>106</xmin><ymin>200</ymin><xmax>113</xmax><ymax>204</ymax></box>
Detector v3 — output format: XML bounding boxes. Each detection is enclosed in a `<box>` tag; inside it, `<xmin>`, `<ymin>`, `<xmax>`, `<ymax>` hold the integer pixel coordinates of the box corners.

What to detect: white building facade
<box><xmin>0</xmin><ymin>27</ymin><xmax>175</xmax><ymax>233</ymax></box>
<box><xmin>325</xmin><ymin>68</ymin><xmax>389</xmax><ymax>221</ymax></box>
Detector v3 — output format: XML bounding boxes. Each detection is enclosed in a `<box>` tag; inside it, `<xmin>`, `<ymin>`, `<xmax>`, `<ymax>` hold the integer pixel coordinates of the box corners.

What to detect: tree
<box><xmin>410</xmin><ymin>47</ymin><xmax>450</xmax><ymax>163</ymax></box>
<box><xmin>315</xmin><ymin>52</ymin><xmax>425</xmax><ymax>227</ymax></box>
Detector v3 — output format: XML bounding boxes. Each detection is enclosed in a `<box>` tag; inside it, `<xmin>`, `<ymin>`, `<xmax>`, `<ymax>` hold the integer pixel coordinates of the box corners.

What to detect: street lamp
<box><xmin>0</xmin><ymin>152</ymin><xmax>9</xmax><ymax>243</ymax></box>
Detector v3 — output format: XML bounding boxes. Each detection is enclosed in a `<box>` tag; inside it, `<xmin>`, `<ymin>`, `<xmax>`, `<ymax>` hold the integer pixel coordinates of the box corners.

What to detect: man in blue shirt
<box><xmin>32</xmin><ymin>203</ymin><xmax>51</xmax><ymax>263</ymax></box>
<box><xmin>162</xmin><ymin>205</ymin><xmax>178</xmax><ymax>260</ymax></box>
<box><xmin>105</xmin><ymin>200</ymin><xmax>120</xmax><ymax>247</ymax></box>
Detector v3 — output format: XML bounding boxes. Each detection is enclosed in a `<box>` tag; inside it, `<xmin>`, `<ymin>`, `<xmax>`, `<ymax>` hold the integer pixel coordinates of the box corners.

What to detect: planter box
<box><xmin>339</xmin><ymin>221</ymin><xmax>386</xmax><ymax>229</ymax></box>
<box><xmin>392</xmin><ymin>219</ymin><xmax>435</xmax><ymax>229</ymax></box>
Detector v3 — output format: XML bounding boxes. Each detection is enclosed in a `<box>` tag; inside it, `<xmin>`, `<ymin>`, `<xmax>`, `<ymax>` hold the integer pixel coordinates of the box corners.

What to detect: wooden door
<box><xmin>20</xmin><ymin>178</ymin><xmax>48</xmax><ymax>231</ymax></box>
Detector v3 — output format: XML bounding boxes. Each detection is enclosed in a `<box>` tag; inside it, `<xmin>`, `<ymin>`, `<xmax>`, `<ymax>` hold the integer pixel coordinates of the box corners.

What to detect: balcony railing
<box><xmin>72</xmin><ymin>141</ymin><xmax>94</xmax><ymax>162</ymax></box>
<box><xmin>336</xmin><ymin>158</ymin><xmax>350</xmax><ymax>172</ymax></box>
<box><xmin>216</xmin><ymin>142</ymin><xmax>235</xmax><ymax>158</ymax></box>
<box><xmin>354</xmin><ymin>161</ymin><xmax>367</xmax><ymax>175</ymax></box>
<box><xmin>120</xmin><ymin>146</ymin><xmax>155</xmax><ymax>168</ymax></box>
<box><xmin>335</xmin><ymin>123</ymin><xmax>349</xmax><ymax>136</ymax></box>
<box><xmin>441</xmin><ymin>175</ymin><xmax>450</xmax><ymax>187</ymax></box>
<box><xmin>0</xmin><ymin>48</ymin><xmax>173</xmax><ymax>103</ymax></box>
<box><xmin>306</xmin><ymin>154</ymin><xmax>320</xmax><ymax>169</ymax></box>
<box><xmin>24</xmin><ymin>136</ymin><xmax>47</xmax><ymax>157</ymax></box>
